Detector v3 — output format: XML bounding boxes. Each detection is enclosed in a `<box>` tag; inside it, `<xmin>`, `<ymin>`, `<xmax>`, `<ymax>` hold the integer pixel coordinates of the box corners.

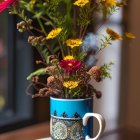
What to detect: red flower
<box><xmin>0</xmin><ymin>0</ymin><xmax>16</xmax><ymax>13</ymax></box>
<box><xmin>60</xmin><ymin>60</ymin><xmax>81</xmax><ymax>73</ymax></box>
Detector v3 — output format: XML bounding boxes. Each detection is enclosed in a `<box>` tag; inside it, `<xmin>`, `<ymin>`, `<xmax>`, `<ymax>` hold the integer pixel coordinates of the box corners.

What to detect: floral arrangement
<box><xmin>0</xmin><ymin>0</ymin><xmax>135</xmax><ymax>99</ymax></box>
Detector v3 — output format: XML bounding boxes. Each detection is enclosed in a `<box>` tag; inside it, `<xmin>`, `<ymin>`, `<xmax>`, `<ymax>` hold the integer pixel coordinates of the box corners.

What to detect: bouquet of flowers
<box><xmin>0</xmin><ymin>0</ymin><xmax>135</xmax><ymax>99</ymax></box>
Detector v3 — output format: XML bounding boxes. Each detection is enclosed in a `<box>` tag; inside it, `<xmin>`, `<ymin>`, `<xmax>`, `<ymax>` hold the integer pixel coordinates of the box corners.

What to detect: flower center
<box><xmin>68</xmin><ymin>63</ymin><xmax>73</xmax><ymax>67</ymax></box>
<box><xmin>70</xmin><ymin>41</ymin><xmax>75</xmax><ymax>45</ymax></box>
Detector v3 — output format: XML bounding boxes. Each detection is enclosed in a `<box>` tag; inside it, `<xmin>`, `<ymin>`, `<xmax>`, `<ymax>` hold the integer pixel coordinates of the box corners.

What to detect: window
<box><xmin>0</xmin><ymin>12</ymin><xmax>8</xmax><ymax>115</ymax></box>
<box><xmin>0</xmin><ymin>13</ymin><xmax>50</xmax><ymax>133</ymax></box>
<box><xmin>0</xmin><ymin>12</ymin><xmax>34</xmax><ymax>132</ymax></box>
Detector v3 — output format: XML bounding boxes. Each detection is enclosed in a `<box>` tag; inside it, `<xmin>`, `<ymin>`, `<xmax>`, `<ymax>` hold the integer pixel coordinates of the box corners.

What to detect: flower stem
<box><xmin>81</xmin><ymin>25</ymin><xmax>88</xmax><ymax>39</ymax></box>
<box><xmin>57</xmin><ymin>39</ymin><xmax>65</xmax><ymax>58</ymax></box>
<box><xmin>40</xmin><ymin>16</ymin><xmax>55</xmax><ymax>28</ymax></box>
<box><xmin>37</xmin><ymin>18</ymin><xmax>47</xmax><ymax>36</ymax></box>
<box><xmin>33</xmin><ymin>27</ymin><xmax>43</xmax><ymax>34</ymax></box>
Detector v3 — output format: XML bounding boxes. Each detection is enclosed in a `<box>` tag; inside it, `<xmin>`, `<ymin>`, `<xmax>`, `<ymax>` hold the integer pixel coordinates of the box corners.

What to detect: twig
<box><xmin>45</xmin><ymin>44</ymin><xmax>54</xmax><ymax>55</ymax></box>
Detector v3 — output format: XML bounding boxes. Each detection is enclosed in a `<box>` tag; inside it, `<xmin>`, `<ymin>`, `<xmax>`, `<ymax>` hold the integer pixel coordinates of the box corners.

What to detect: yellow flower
<box><xmin>64</xmin><ymin>55</ymin><xmax>74</xmax><ymax>60</ymax></box>
<box><xmin>63</xmin><ymin>81</ymin><xmax>79</xmax><ymax>89</ymax></box>
<box><xmin>106</xmin><ymin>28</ymin><xmax>123</xmax><ymax>40</ymax></box>
<box><xmin>66</xmin><ymin>39</ymin><xmax>82</xmax><ymax>48</ymax></box>
<box><xmin>46</xmin><ymin>28</ymin><xmax>62</xmax><ymax>40</ymax></box>
<box><xmin>74</xmin><ymin>0</ymin><xmax>89</xmax><ymax>7</ymax></box>
<box><xmin>102</xmin><ymin>0</ymin><xmax>117</xmax><ymax>7</ymax></box>
<box><xmin>125</xmin><ymin>32</ymin><xmax>136</xmax><ymax>39</ymax></box>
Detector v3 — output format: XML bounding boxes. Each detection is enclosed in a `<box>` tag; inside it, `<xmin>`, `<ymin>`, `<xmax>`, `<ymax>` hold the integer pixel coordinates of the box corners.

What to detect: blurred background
<box><xmin>0</xmin><ymin>0</ymin><xmax>140</xmax><ymax>140</ymax></box>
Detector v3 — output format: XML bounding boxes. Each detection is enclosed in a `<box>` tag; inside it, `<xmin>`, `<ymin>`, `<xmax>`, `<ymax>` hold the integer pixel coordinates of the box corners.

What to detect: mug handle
<box><xmin>83</xmin><ymin>113</ymin><xmax>105</xmax><ymax>140</ymax></box>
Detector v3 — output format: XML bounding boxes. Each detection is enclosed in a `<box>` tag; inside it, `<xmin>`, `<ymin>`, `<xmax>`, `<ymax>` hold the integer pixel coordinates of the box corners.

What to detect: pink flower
<box><xmin>0</xmin><ymin>0</ymin><xmax>16</xmax><ymax>13</ymax></box>
<box><xmin>59</xmin><ymin>60</ymin><xmax>81</xmax><ymax>73</ymax></box>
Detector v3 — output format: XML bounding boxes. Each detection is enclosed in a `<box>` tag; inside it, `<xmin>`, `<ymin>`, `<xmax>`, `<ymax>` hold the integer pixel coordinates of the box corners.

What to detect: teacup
<box><xmin>50</xmin><ymin>97</ymin><xmax>105</xmax><ymax>140</ymax></box>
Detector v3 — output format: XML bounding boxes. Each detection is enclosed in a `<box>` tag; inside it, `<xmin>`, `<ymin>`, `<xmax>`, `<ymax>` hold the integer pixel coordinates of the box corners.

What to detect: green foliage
<box><xmin>36</xmin><ymin>45</ymin><xmax>49</xmax><ymax>62</ymax></box>
<box><xmin>76</xmin><ymin>52</ymin><xmax>87</xmax><ymax>61</ymax></box>
<box><xmin>100</xmin><ymin>62</ymin><xmax>114</xmax><ymax>79</ymax></box>
<box><xmin>77</xmin><ymin>5</ymin><xmax>94</xmax><ymax>28</ymax></box>
<box><xmin>4</xmin><ymin>0</ymin><xmax>127</xmax><ymax>99</ymax></box>
<box><xmin>9</xmin><ymin>6</ymin><xmax>28</xmax><ymax>22</ymax></box>
<box><xmin>100</xmin><ymin>35</ymin><xmax>112</xmax><ymax>49</ymax></box>
<box><xmin>102</xmin><ymin>6</ymin><xmax>120</xmax><ymax>20</ymax></box>
<box><xmin>27</xmin><ymin>68</ymin><xmax>47</xmax><ymax>80</ymax></box>
<box><xmin>108</xmin><ymin>6</ymin><xmax>119</xmax><ymax>15</ymax></box>
<box><xmin>64</xmin><ymin>86</ymin><xmax>83</xmax><ymax>99</ymax></box>
<box><xmin>43</xmin><ymin>0</ymin><xmax>64</xmax><ymax>25</ymax></box>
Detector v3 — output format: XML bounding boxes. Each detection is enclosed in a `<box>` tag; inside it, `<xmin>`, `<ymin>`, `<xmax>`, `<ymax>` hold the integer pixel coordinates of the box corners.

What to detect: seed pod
<box><xmin>28</xmin><ymin>36</ymin><xmax>46</xmax><ymax>46</ymax></box>
<box><xmin>88</xmin><ymin>66</ymin><xmax>102</xmax><ymax>82</ymax></box>
<box><xmin>17</xmin><ymin>19</ymin><xmax>33</xmax><ymax>32</ymax></box>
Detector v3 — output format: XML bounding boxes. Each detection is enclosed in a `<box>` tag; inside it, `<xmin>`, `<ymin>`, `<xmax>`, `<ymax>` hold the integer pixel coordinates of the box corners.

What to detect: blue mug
<box><xmin>50</xmin><ymin>97</ymin><xmax>105</xmax><ymax>140</ymax></box>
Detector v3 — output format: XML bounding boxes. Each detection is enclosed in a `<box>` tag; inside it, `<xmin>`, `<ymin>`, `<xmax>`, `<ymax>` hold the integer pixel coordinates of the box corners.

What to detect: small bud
<box><xmin>28</xmin><ymin>36</ymin><xmax>46</xmax><ymax>47</ymax></box>
<box><xmin>17</xmin><ymin>21</ymin><xmax>26</xmax><ymax>32</ymax></box>
<box><xmin>17</xmin><ymin>19</ymin><xmax>33</xmax><ymax>32</ymax></box>
<box><xmin>50</xmin><ymin>59</ymin><xmax>58</xmax><ymax>64</ymax></box>
<box><xmin>36</xmin><ymin>60</ymin><xmax>42</xmax><ymax>64</ymax></box>
<box><xmin>95</xmin><ymin>91</ymin><xmax>102</xmax><ymax>99</ymax></box>
<box><xmin>88</xmin><ymin>66</ymin><xmax>102</xmax><ymax>82</ymax></box>
<box><xmin>31</xmin><ymin>76</ymin><xmax>39</xmax><ymax>83</ymax></box>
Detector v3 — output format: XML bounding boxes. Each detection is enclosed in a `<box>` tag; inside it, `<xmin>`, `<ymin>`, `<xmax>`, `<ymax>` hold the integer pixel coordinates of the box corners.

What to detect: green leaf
<box><xmin>33</xmin><ymin>12</ymin><xmax>43</xmax><ymax>19</ymax></box>
<box><xmin>100</xmin><ymin>62</ymin><xmax>114</xmax><ymax>79</ymax></box>
<box><xmin>77</xmin><ymin>52</ymin><xmax>87</xmax><ymax>60</ymax></box>
<box><xmin>27</xmin><ymin>68</ymin><xmax>47</xmax><ymax>80</ymax></box>
<box><xmin>53</xmin><ymin>46</ymin><xmax>60</xmax><ymax>53</ymax></box>
<box><xmin>45</xmin><ymin>21</ymin><xmax>54</xmax><ymax>26</ymax></box>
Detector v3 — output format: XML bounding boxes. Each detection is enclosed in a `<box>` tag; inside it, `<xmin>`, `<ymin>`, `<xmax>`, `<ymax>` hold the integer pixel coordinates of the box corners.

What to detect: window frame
<box><xmin>0</xmin><ymin>14</ymin><xmax>33</xmax><ymax>133</ymax></box>
<box><xmin>0</xmin><ymin>15</ymin><xmax>50</xmax><ymax>133</ymax></box>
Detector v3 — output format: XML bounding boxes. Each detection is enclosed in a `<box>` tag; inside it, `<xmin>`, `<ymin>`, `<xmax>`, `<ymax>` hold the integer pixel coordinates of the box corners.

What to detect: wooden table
<box><xmin>0</xmin><ymin>122</ymin><xmax>140</xmax><ymax>140</ymax></box>
<box><xmin>0</xmin><ymin>123</ymin><xmax>50</xmax><ymax>140</ymax></box>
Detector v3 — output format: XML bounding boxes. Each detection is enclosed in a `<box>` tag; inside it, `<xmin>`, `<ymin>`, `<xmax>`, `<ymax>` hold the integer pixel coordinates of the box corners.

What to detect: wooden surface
<box><xmin>37</xmin><ymin>138</ymin><xmax>50</xmax><ymax>140</ymax></box>
<box><xmin>0</xmin><ymin>122</ymin><xmax>140</xmax><ymax>140</ymax></box>
<box><xmin>101</xmin><ymin>128</ymin><xmax>140</xmax><ymax>140</ymax></box>
<box><xmin>0</xmin><ymin>122</ymin><xmax>50</xmax><ymax>140</ymax></box>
